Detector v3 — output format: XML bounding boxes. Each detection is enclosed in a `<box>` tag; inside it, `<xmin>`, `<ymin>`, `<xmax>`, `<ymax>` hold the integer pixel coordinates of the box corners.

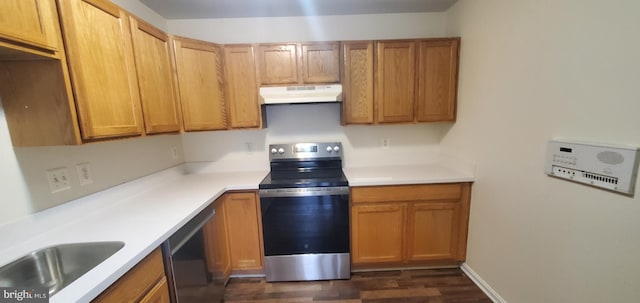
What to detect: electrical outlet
<box><xmin>76</xmin><ymin>162</ymin><xmax>93</xmax><ymax>186</ymax></box>
<box><xmin>46</xmin><ymin>167</ymin><xmax>71</xmax><ymax>193</ymax></box>
<box><xmin>382</xmin><ymin>138</ymin><xmax>390</xmax><ymax>149</ymax></box>
<box><xmin>171</xmin><ymin>146</ymin><xmax>178</xmax><ymax>160</ymax></box>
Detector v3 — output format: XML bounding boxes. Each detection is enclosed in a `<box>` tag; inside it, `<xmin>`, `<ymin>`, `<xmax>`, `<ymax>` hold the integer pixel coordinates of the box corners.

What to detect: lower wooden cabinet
<box><xmin>203</xmin><ymin>191</ymin><xmax>264</xmax><ymax>276</ymax></box>
<box><xmin>203</xmin><ymin>196</ymin><xmax>232</xmax><ymax>281</ymax></box>
<box><xmin>224</xmin><ymin>192</ymin><xmax>264</xmax><ymax>272</ymax></box>
<box><xmin>351</xmin><ymin>183</ymin><xmax>471</xmax><ymax>269</ymax></box>
<box><xmin>351</xmin><ymin>203</ymin><xmax>406</xmax><ymax>263</ymax></box>
<box><xmin>92</xmin><ymin>248</ymin><xmax>169</xmax><ymax>303</ymax></box>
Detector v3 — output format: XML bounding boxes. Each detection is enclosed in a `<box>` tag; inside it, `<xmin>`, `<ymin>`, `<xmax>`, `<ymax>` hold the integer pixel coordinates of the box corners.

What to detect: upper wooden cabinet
<box><xmin>256</xmin><ymin>43</ymin><xmax>298</xmax><ymax>85</ymax></box>
<box><xmin>129</xmin><ymin>17</ymin><xmax>181</xmax><ymax>134</ymax></box>
<box><xmin>0</xmin><ymin>0</ymin><xmax>460</xmax><ymax>146</ymax></box>
<box><xmin>341</xmin><ymin>41</ymin><xmax>374</xmax><ymax>124</ymax></box>
<box><xmin>343</xmin><ymin>38</ymin><xmax>459</xmax><ymax>126</ymax></box>
<box><xmin>416</xmin><ymin>38</ymin><xmax>459</xmax><ymax>122</ymax></box>
<box><xmin>172</xmin><ymin>36</ymin><xmax>228</xmax><ymax>131</ymax></box>
<box><xmin>0</xmin><ymin>0</ymin><xmax>60</xmax><ymax>55</ymax></box>
<box><xmin>375</xmin><ymin>40</ymin><xmax>416</xmax><ymax>123</ymax></box>
<box><xmin>351</xmin><ymin>183</ymin><xmax>471</xmax><ymax>269</ymax></box>
<box><xmin>224</xmin><ymin>45</ymin><xmax>262</xmax><ymax>129</ymax></box>
<box><xmin>57</xmin><ymin>0</ymin><xmax>144</xmax><ymax>140</ymax></box>
<box><xmin>257</xmin><ymin>42</ymin><xmax>340</xmax><ymax>86</ymax></box>
<box><xmin>300</xmin><ymin>42</ymin><xmax>340</xmax><ymax>83</ymax></box>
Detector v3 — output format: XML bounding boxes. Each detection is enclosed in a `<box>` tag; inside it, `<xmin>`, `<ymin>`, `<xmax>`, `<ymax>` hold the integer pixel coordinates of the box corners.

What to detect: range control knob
<box><xmin>271</xmin><ymin>148</ymin><xmax>278</xmax><ymax>154</ymax></box>
<box><xmin>326</xmin><ymin>146</ymin><xmax>333</xmax><ymax>152</ymax></box>
<box><xmin>333</xmin><ymin>146</ymin><xmax>340</xmax><ymax>152</ymax></box>
<box><xmin>278</xmin><ymin>148</ymin><xmax>285</xmax><ymax>154</ymax></box>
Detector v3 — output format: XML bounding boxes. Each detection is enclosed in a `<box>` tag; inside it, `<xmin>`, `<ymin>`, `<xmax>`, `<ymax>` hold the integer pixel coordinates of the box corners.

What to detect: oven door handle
<box><xmin>259</xmin><ymin>186</ymin><xmax>349</xmax><ymax>198</ymax></box>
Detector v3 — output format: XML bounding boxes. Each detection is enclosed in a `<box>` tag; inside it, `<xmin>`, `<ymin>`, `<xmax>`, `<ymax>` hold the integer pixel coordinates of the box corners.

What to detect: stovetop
<box><xmin>259</xmin><ymin>142</ymin><xmax>348</xmax><ymax>189</ymax></box>
<box><xmin>258</xmin><ymin>169</ymin><xmax>349</xmax><ymax>189</ymax></box>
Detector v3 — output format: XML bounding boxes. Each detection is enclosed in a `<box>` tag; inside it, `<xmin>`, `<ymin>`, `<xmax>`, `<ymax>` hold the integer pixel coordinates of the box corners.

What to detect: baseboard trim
<box><xmin>460</xmin><ymin>262</ymin><xmax>506</xmax><ymax>303</ymax></box>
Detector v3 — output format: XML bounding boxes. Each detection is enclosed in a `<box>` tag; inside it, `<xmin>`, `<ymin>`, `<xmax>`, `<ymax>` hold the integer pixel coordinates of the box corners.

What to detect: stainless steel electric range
<box><xmin>259</xmin><ymin>142</ymin><xmax>350</xmax><ymax>282</ymax></box>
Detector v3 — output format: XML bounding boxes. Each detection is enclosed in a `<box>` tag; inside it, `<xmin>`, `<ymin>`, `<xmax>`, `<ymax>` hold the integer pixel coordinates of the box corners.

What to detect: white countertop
<box><xmin>0</xmin><ymin>162</ymin><xmax>473</xmax><ymax>303</ymax></box>
<box><xmin>344</xmin><ymin>163</ymin><xmax>474</xmax><ymax>186</ymax></box>
<box><xmin>0</xmin><ymin>166</ymin><xmax>267</xmax><ymax>303</ymax></box>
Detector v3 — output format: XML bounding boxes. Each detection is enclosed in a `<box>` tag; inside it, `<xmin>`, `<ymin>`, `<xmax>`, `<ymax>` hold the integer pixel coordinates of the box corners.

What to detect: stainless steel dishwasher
<box><xmin>162</xmin><ymin>203</ymin><xmax>224</xmax><ymax>303</ymax></box>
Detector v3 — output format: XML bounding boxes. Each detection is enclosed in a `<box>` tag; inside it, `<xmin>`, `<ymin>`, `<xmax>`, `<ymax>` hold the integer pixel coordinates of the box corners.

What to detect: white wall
<box><xmin>443</xmin><ymin>0</ymin><xmax>640</xmax><ymax>302</ymax></box>
<box><xmin>168</xmin><ymin>12</ymin><xmax>446</xmax><ymax>43</ymax></box>
<box><xmin>0</xmin><ymin>1</ymin><xmax>174</xmax><ymax>226</ymax></box>
<box><xmin>182</xmin><ymin>104</ymin><xmax>451</xmax><ymax>172</ymax></box>
<box><xmin>111</xmin><ymin>0</ymin><xmax>167</xmax><ymax>30</ymax></box>
<box><xmin>0</xmin><ymin>100</ymin><xmax>31</xmax><ymax>225</ymax></box>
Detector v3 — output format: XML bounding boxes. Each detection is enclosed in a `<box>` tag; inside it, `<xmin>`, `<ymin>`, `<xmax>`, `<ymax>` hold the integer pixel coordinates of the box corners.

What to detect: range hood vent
<box><xmin>260</xmin><ymin>84</ymin><xmax>342</xmax><ymax>105</ymax></box>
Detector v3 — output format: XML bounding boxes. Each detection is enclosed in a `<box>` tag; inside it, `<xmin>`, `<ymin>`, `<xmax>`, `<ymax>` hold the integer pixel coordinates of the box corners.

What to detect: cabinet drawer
<box><xmin>351</xmin><ymin>183</ymin><xmax>463</xmax><ymax>203</ymax></box>
<box><xmin>93</xmin><ymin>248</ymin><xmax>165</xmax><ymax>303</ymax></box>
<box><xmin>139</xmin><ymin>276</ymin><xmax>170</xmax><ymax>303</ymax></box>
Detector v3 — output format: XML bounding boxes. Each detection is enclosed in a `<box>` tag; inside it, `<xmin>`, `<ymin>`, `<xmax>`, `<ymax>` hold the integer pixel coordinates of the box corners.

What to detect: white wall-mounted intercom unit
<box><xmin>545</xmin><ymin>140</ymin><xmax>639</xmax><ymax>195</ymax></box>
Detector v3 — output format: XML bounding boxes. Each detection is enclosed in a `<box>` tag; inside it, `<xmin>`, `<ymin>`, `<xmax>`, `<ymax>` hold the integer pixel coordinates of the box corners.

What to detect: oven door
<box><xmin>259</xmin><ymin>186</ymin><xmax>350</xmax><ymax>281</ymax></box>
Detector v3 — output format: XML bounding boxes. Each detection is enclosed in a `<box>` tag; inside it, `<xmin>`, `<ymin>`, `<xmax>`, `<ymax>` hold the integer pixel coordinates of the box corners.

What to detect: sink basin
<box><xmin>0</xmin><ymin>241</ymin><xmax>124</xmax><ymax>296</ymax></box>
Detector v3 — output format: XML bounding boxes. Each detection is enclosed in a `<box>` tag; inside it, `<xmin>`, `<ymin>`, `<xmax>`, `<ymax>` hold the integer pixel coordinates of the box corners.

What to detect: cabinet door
<box><xmin>92</xmin><ymin>248</ymin><xmax>165</xmax><ymax>303</ymax></box>
<box><xmin>300</xmin><ymin>42</ymin><xmax>340</xmax><ymax>83</ymax></box>
<box><xmin>352</xmin><ymin>203</ymin><xmax>406</xmax><ymax>264</ymax></box>
<box><xmin>130</xmin><ymin>17</ymin><xmax>181</xmax><ymax>134</ymax></box>
<box><xmin>416</xmin><ymin>38</ymin><xmax>459</xmax><ymax>122</ymax></box>
<box><xmin>138</xmin><ymin>277</ymin><xmax>170</xmax><ymax>303</ymax></box>
<box><xmin>375</xmin><ymin>41</ymin><xmax>416</xmax><ymax>123</ymax></box>
<box><xmin>224</xmin><ymin>45</ymin><xmax>261</xmax><ymax>128</ymax></box>
<box><xmin>173</xmin><ymin>37</ymin><xmax>227</xmax><ymax>131</ymax></box>
<box><xmin>203</xmin><ymin>199</ymin><xmax>231</xmax><ymax>281</ymax></box>
<box><xmin>0</xmin><ymin>0</ymin><xmax>59</xmax><ymax>51</ymax></box>
<box><xmin>224</xmin><ymin>192</ymin><xmax>264</xmax><ymax>270</ymax></box>
<box><xmin>342</xmin><ymin>41</ymin><xmax>374</xmax><ymax>124</ymax></box>
<box><xmin>57</xmin><ymin>0</ymin><xmax>144</xmax><ymax>139</ymax></box>
<box><xmin>257</xmin><ymin>43</ymin><xmax>298</xmax><ymax>85</ymax></box>
<box><xmin>406</xmin><ymin>202</ymin><xmax>460</xmax><ymax>261</ymax></box>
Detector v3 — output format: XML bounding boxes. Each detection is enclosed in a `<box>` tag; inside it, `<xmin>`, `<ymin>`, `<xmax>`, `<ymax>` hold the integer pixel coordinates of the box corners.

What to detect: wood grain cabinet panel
<box><xmin>138</xmin><ymin>277</ymin><xmax>170</xmax><ymax>303</ymax></box>
<box><xmin>341</xmin><ymin>41</ymin><xmax>374</xmax><ymax>124</ymax></box>
<box><xmin>343</xmin><ymin>38</ymin><xmax>459</xmax><ymax>126</ymax></box>
<box><xmin>224</xmin><ymin>192</ymin><xmax>264</xmax><ymax>271</ymax></box>
<box><xmin>57</xmin><ymin>0</ymin><xmax>144</xmax><ymax>140</ymax></box>
<box><xmin>257</xmin><ymin>43</ymin><xmax>299</xmax><ymax>85</ymax></box>
<box><xmin>257</xmin><ymin>42</ymin><xmax>340</xmax><ymax>85</ymax></box>
<box><xmin>0</xmin><ymin>59</ymin><xmax>82</xmax><ymax>146</ymax></box>
<box><xmin>129</xmin><ymin>17</ymin><xmax>181</xmax><ymax>134</ymax></box>
<box><xmin>92</xmin><ymin>248</ymin><xmax>168</xmax><ymax>303</ymax></box>
<box><xmin>352</xmin><ymin>203</ymin><xmax>406</xmax><ymax>264</ymax></box>
<box><xmin>406</xmin><ymin>202</ymin><xmax>460</xmax><ymax>261</ymax></box>
<box><xmin>224</xmin><ymin>45</ymin><xmax>261</xmax><ymax>128</ymax></box>
<box><xmin>375</xmin><ymin>40</ymin><xmax>416</xmax><ymax>123</ymax></box>
<box><xmin>300</xmin><ymin>42</ymin><xmax>340</xmax><ymax>83</ymax></box>
<box><xmin>351</xmin><ymin>183</ymin><xmax>471</xmax><ymax>269</ymax></box>
<box><xmin>203</xmin><ymin>197</ymin><xmax>232</xmax><ymax>281</ymax></box>
<box><xmin>0</xmin><ymin>0</ymin><xmax>59</xmax><ymax>53</ymax></box>
<box><xmin>172</xmin><ymin>36</ymin><xmax>227</xmax><ymax>131</ymax></box>
<box><xmin>416</xmin><ymin>38</ymin><xmax>459</xmax><ymax>122</ymax></box>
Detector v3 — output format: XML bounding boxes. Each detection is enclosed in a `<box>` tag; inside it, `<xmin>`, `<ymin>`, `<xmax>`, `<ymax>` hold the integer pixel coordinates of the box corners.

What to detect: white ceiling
<box><xmin>139</xmin><ymin>0</ymin><xmax>459</xmax><ymax>19</ymax></box>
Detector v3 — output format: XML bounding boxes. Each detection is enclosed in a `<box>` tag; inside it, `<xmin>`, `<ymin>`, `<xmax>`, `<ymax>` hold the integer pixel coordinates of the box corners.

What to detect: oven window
<box><xmin>260</xmin><ymin>194</ymin><xmax>350</xmax><ymax>256</ymax></box>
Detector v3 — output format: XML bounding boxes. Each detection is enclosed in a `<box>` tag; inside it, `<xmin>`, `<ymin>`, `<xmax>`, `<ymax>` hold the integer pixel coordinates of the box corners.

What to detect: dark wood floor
<box><xmin>222</xmin><ymin>268</ymin><xmax>492</xmax><ymax>303</ymax></box>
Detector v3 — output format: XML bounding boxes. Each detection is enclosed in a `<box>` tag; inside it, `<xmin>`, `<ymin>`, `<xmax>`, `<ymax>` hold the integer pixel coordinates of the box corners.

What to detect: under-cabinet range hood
<box><xmin>259</xmin><ymin>84</ymin><xmax>342</xmax><ymax>105</ymax></box>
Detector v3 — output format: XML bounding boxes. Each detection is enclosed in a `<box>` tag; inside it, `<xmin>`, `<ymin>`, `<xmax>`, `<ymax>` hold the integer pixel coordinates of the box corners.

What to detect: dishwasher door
<box><xmin>163</xmin><ymin>204</ymin><xmax>224</xmax><ymax>303</ymax></box>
